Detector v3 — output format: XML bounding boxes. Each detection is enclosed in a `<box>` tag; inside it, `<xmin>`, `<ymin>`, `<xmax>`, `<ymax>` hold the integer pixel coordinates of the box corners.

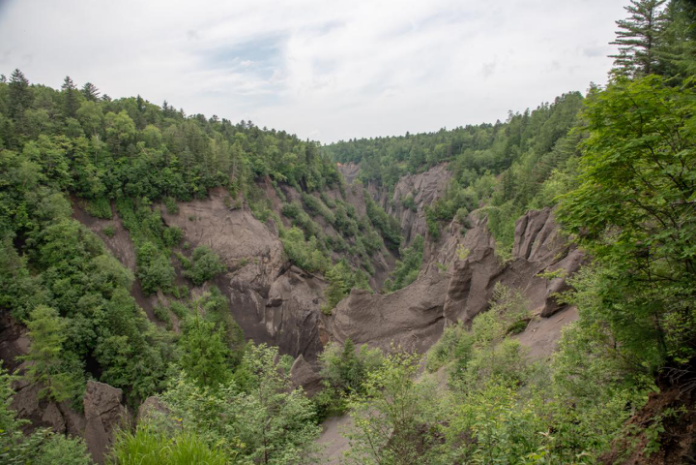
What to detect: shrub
<box><xmin>162</xmin><ymin>227</ymin><xmax>182</xmax><ymax>247</ymax></box>
<box><xmin>109</xmin><ymin>427</ymin><xmax>227</xmax><ymax>465</ymax></box>
<box><xmin>184</xmin><ymin>246</ymin><xmax>226</xmax><ymax>286</ymax></box>
<box><xmin>163</xmin><ymin>197</ymin><xmax>178</xmax><ymax>215</ymax></box>
<box><xmin>86</xmin><ymin>197</ymin><xmax>112</xmax><ymax>219</ymax></box>
<box><xmin>279</xmin><ymin>226</ymin><xmax>330</xmax><ymax>273</ymax></box>
<box><xmin>153</xmin><ymin>306</ymin><xmax>171</xmax><ymax>324</ymax></box>
<box><xmin>137</xmin><ymin>242</ymin><xmax>176</xmax><ymax>295</ymax></box>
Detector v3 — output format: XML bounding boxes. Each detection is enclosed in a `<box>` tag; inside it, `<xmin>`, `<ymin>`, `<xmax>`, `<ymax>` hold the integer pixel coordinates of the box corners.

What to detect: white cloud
<box><xmin>0</xmin><ymin>0</ymin><xmax>627</xmax><ymax>142</ymax></box>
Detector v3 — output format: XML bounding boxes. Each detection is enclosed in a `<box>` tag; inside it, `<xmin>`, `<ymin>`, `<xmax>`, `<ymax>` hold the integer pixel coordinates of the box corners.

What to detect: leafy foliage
<box><xmin>183</xmin><ymin>246</ymin><xmax>226</xmax><ymax>286</ymax></box>
<box><xmin>384</xmin><ymin>235</ymin><xmax>424</xmax><ymax>292</ymax></box>
<box><xmin>557</xmin><ymin>75</ymin><xmax>696</xmax><ymax>368</ymax></box>
<box><xmin>162</xmin><ymin>344</ymin><xmax>321</xmax><ymax>465</ymax></box>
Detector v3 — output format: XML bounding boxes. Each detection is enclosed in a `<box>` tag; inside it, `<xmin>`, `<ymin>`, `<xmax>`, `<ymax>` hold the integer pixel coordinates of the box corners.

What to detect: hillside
<box><xmin>2</xmin><ymin>1</ymin><xmax>696</xmax><ymax>464</ymax></box>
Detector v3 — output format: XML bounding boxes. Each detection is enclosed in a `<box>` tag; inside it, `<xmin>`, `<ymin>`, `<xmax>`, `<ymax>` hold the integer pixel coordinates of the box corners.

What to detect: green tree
<box><xmin>61</xmin><ymin>76</ymin><xmax>80</xmax><ymax>118</ymax></box>
<box><xmin>610</xmin><ymin>0</ymin><xmax>668</xmax><ymax>77</ymax></box>
<box><xmin>656</xmin><ymin>0</ymin><xmax>696</xmax><ymax>80</ymax></box>
<box><xmin>164</xmin><ymin>344</ymin><xmax>320</xmax><ymax>465</ymax></box>
<box><xmin>184</xmin><ymin>246</ymin><xmax>226</xmax><ymax>286</ymax></box>
<box><xmin>179</xmin><ymin>315</ymin><xmax>230</xmax><ymax>389</ymax></box>
<box><xmin>20</xmin><ymin>305</ymin><xmax>81</xmax><ymax>402</ymax></box>
<box><xmin>347</xmin><ymin>351</ymin><xmax>436</xmax><ymax>465</ymax></box>
<box><xmin>8</xmin><ymin>69</ymin><xmax>32</xmax><ymax>119</ymax></box>
<box><xmin>81</xmin><ymin>82</ymin><xmax>100</xmax><ymax>101</ymax></box>
<box><xmin>557</xmin><ymin>75</ymin><xmax>696</xmax><ymax>368</ymax></box>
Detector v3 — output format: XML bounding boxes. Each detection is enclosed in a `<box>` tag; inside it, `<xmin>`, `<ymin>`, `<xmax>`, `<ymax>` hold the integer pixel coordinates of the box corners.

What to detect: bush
<box><xmin>184</xmin><ymin>246</ymin><xmax>226</xmax><ymax>286</ymax></box>
<box><xmin>109</xmin><ymin>427</ymin><xmax>227</xmax><ymax>465</ymax></box>
<box><xmin>365</xmin><ymin>196</ymin><xmax>402</xmax><ymax>250</ymax></box>
<box><xmin>162</xmin><ymin>227</ymin><xmax>182</xmax><ymax>247</ymax></box>
<box><xmin>169</xmin><ymin>302</ymin><xmax>189</xmax><ymax>319</ymax></box>
<box><xmin>153</xmin><ymin>306</ymin><xmax>171</xmax><ymax>324</ymax></box>
<box><xmin>163</xmin><ymin>197</ymin><xmax>178</xmax><ymax>215</ymax></box>
<box><xmin>86</xmin><ymin>197</ymin><xmax>112</xmax><ymax>219</ymax></box>
<box><xmin>322</xmin><ymin>261</ymin><xmax>370</xmax><ymax>313</ymax></box>
<box><xmin>384</xmin><ymin>235</ymin><xmax>423</xmax><ymax>292</ymax></box>
<box><xmin>279</xmin><ymin>226</ymin><xmax>330</xmax><ymax>273</ymax></box>
<box><xmin>137</xmin><ymin>242</ymin><xmax>176</xmax><ymax>295</ymax></box>
<box><xmin>102</xmin><ymin>225</ymin><xmax>115</xmax><ymax>238</ymax></box>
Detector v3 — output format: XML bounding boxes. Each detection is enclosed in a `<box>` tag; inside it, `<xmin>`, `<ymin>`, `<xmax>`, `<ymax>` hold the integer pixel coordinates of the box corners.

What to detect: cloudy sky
<box><xmin>0</xmin><ymin>0</ymin><xmax>626</xmax><ymax>143</ymax></box>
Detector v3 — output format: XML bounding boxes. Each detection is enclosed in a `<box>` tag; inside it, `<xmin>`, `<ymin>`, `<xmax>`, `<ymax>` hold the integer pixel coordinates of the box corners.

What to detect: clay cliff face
<box><xmin>324</xmin><ymin>268</ymin><xmax>449</xmax><ymax>353</ymax></box>
<box><xmin>159</xmin><ymin>189</ymin><xmax>327</xmax><ymax>360</ymax></box>
<box><xmin>444</xmin><ymin>207</ymin><xmax>583</xmax><ymax>323</ymax></box>
<box><xmin>366</xmin><ymin>164</ymin><xmax>452</xmax><ymax>249</ymax></box>
<box><xmin>322</xmin><ymin>206</ymin><xmax>583</xmax><ymax>360</ymax></box>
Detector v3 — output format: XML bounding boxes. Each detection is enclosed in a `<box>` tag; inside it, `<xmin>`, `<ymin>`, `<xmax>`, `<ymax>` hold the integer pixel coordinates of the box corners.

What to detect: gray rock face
<box><xmin>369</xmin><ymin>164</ymin><xmax>452</xmax><ymax>248</ymax></box>
<box><xmin>290</xmin><ymin>355</ymin><xmax>323</xmax><ymax>397</ymax></box>
<box><xmin>83</xmin><ymin>380</ymin><xmax>129</xmax><ymax>464</ymax></box>
<box><xmin>0</xmin><ymin>312</ymin><xmax>29</xmax><ymax>372</ymax></box>
<box><xmin>444</xmin><ymin>208</ymin><xmax>584</xmax><ymax>327</ymax></box>
<box><xmin>336</xmin><ymin>162</ymin><xmax>361</xmax><ymax>185</ymax></box>
<box><xmin>326</xmin><ymin>268</ymin><xmax>449</xmax><ymax>353</ymax></box>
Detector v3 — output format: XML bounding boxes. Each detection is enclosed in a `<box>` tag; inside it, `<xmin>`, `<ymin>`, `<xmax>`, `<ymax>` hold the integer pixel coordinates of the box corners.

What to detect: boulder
<box><xmin>83</xmin><ymin>380</ymin><xmax>128</xmax><ymax>464</ymax></box>
<box><xmin>290</xmin><ymin>355</ymin><xmax>323</xmax><ymax>397</ymax></box>
<box><xmin>138</xmin><ymin>396</ymin><xmax>171</xmax><ymax>424</ymax></box>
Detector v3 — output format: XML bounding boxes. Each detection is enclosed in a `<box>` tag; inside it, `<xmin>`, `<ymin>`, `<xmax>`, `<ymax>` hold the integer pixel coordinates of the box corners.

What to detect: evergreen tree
<box><xmin>8</xmin><ymin>69</ymin><xmax>32</xmax><ymax>119</ymax></box>
<box><xmin>61</xmin><ymin>76</ymin><xmax>80</xmax><ymax>118</ymax></box>
<box><xmin>656</xmin><ymin>0</ymin><xmax>696</xmax><ymax>80</ymax></box>
<box><xmin>339</xmin><ymin>338</ymin><xmax>364</xmax><ymax>393</ymax></box>
<box><xmin>610</xmin><ymin>0</ymin><xmax>668</xmax><ymax>77</ymax></box>
<box><xmin>81</xmin><ymin>82</ymin><xmax>100</xmax><ymax>101</ymax></box>
<box><xmin>20</xmin><ymin>305</ymin><xmax>80</xmax><ymax>402</ymax></box>
<box><xmin>179</xmin><ymin>314</ymin><xmax>230</xmax><ymax>389</ymax></box>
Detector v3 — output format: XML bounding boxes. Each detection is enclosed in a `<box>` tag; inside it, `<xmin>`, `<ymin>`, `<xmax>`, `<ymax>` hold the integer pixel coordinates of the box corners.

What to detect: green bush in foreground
<box><xmin>109</xmin><ymin>427</ymin><xmax>227</xmax><ymax>465</ymax></box>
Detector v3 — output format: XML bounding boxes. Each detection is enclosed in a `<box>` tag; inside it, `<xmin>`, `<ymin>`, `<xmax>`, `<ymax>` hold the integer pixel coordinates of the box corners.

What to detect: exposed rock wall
<box><xmin>83</xmin><ymin>381</ymin><xmax>130</xmax><ymax>464</ymax></box>
<box><xmin>444</xmin><ymin>207</ymin><xmax>584</xmax><ymax>335</ymax></box>
<box><xmin>366</xmin><ymin>164</ymin><xmax>452</xmax><ymax>249</ymax></box>
<box><xmin>159</xmin><ymin>188</ymin><xmax>328</xmax><ymax>361</ymax></box>
<box><xmin>324</xmin><ymin>268</ymin><xmax>449</xmax><ymax>353</ymax></box>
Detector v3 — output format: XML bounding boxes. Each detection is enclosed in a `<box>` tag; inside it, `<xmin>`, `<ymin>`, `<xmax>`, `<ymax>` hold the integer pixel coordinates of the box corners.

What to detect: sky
<box><xmin>0</xmin><ymin>0</ymin><xmax>627</xmax><ymax>143</ymax></box>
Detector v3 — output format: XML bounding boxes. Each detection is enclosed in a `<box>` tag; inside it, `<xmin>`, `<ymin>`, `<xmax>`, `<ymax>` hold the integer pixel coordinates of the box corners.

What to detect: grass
<box><xmin>109</xmin><ymin>427</ymin><xmax>227</xmax><ymax>465</ymax></box>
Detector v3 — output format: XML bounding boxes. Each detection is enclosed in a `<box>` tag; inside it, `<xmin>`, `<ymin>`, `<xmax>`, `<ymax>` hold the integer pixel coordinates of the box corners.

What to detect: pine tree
<box><xmin>339</xmin><ymin>338</ymin><xmax>364</xmax><ymax>393</ymax></box>
<box><xmin>180</xmin><ymin>314</ymin><xmax>230</xmax><ymax>389</ymax></box>
<box><xmin>610</xmin><ymin>0</ymin><xmax>668</xmax><ymax>78</ymax></box>
<box><xmin>61</xmin><ymin>76</ymin><xmax>80</xmax><ymax>118</ymax></box>
<box><xmin>656</xmin><ymin>0</ymin><xmax>696</xmax><ymax>80</ymax></box>
<box><xmin>8</xmin><ymin>69</ymin><xmax>32</xmax><ymax>119</ymax></box>
<box><xmin>19</xmin><ymin>305</ymin><xmax>79</xmax><ymax>402</ymax></box>
<box><xmin>81</xmin><ymin>82</ymin><xmax>100</xmax><ymax>101</ymax></box>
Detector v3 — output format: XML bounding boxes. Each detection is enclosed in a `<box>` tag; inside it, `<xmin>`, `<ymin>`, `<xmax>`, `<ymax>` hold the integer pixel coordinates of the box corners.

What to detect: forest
<box><xmin>1</xmin><ymin>0</ymin><xmax>696</xmax><ymax>464</ymax></box>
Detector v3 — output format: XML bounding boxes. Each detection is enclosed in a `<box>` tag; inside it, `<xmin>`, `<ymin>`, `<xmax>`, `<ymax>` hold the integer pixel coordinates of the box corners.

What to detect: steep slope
<box><xmin>320</xmin><ymin>204</ymin><xmax>583</xmax><ymax>359</ymax></box>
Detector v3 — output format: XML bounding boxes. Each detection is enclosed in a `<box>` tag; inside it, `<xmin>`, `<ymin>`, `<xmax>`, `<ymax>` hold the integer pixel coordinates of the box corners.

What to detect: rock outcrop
<box><xmin>83</xmin><ymin>380</ymin><xmax>129</xmax><ymax>464</ymax></box>
<box><xmin>0</xmin><ymin>312</ymin><xmax>29</xmax><ymax>372</ymax></box>
<box><xmin>368</xmin><ymin>164</ymin><xmax>452</xmax><ymax>248</ymax></box>
<box><xmin>325</xmin><ymin>268</ymin><xmax>449</xmax><ymax>353</ymax></box>
<box><xmin>137</xmin><ymin>396</ymin><xmax>171</xmax><ymax>424</ymax></box>
<box><xmin>444</xmin><ymin>207</ymin><xmax>584</xmax><ymax>338</ymax></box>
<box><xmin>290</xmin><ymin>355</ymin><xmax>323</xmax><ymax>397</ymax></box>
